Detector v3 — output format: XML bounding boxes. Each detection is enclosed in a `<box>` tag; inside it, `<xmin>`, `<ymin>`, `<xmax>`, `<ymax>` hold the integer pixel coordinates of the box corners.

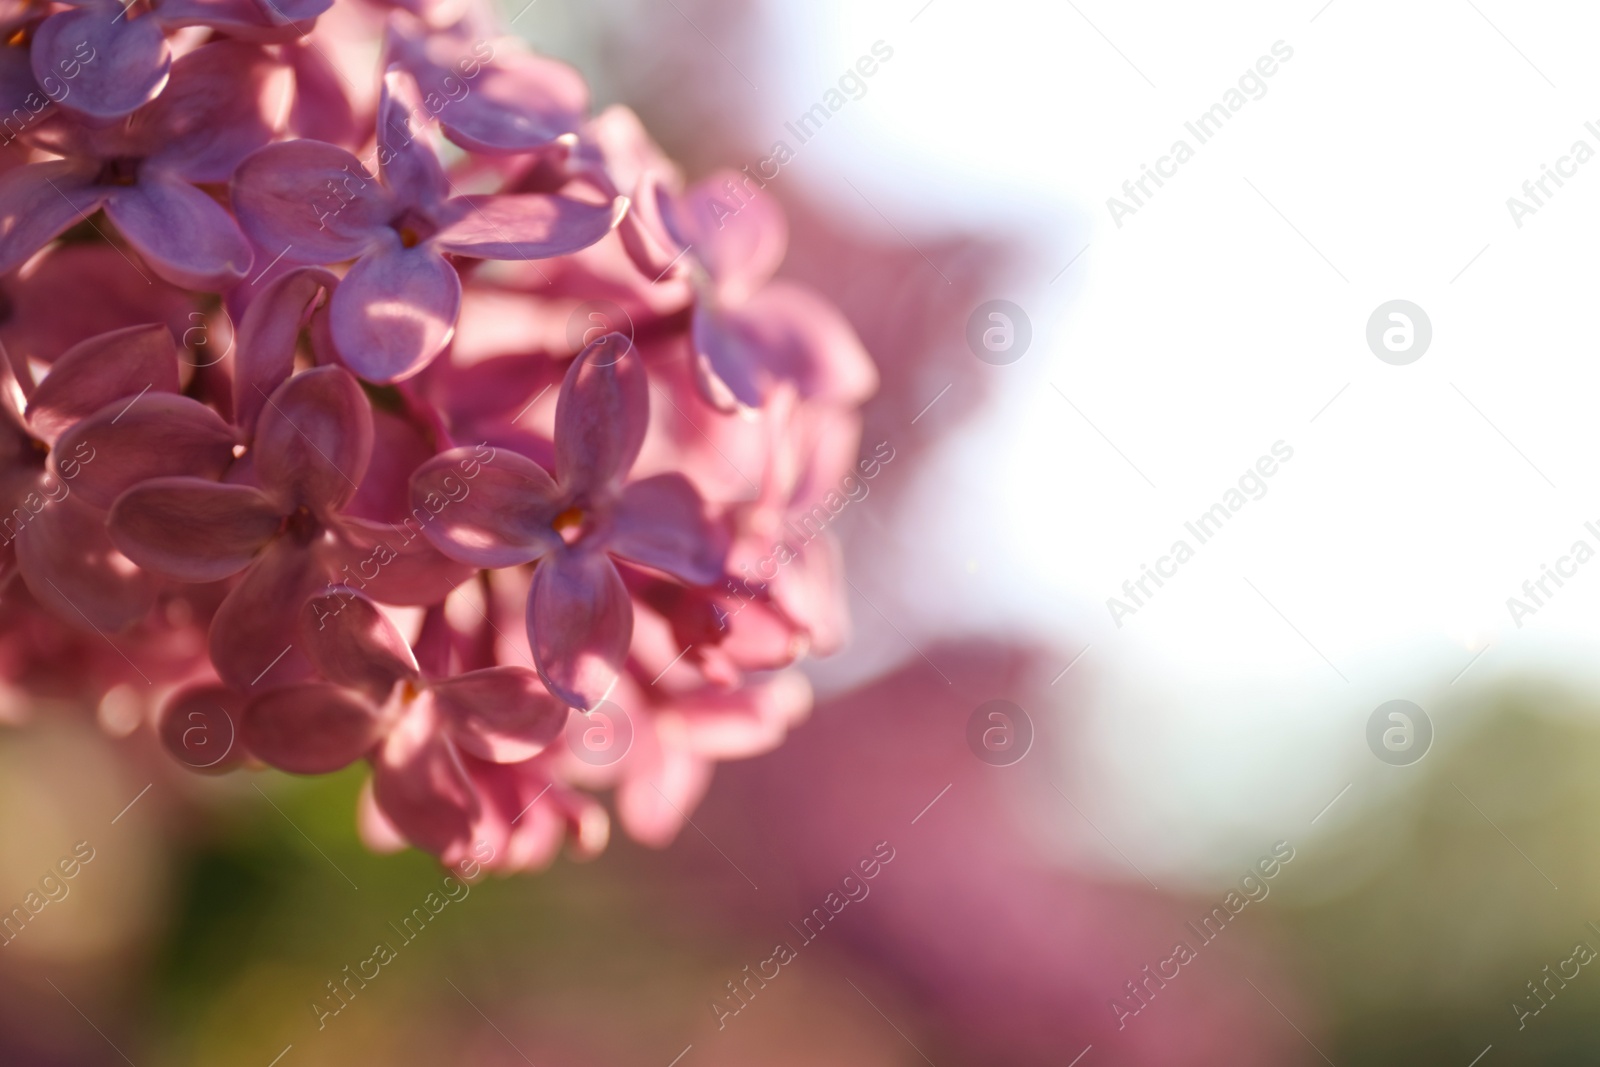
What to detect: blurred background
<box><xmin>10</xmin><ymin>0</ymin><xmax>1600</xmax><ymax>1063</ymax></box>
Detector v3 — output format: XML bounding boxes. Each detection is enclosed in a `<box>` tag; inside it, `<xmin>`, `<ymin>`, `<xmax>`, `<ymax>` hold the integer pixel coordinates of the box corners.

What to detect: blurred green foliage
<box><xmin>1274</xmin><ymin>681</ymin><xmax>1600</xmax><ymax>1064</ymax></box>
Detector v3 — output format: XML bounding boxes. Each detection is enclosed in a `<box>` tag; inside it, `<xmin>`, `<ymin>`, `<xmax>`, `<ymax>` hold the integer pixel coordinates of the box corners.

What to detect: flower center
<box><xmin>282</xmin><ymin>504</ymin><xmax>320</xmax><ymax>545</ymax></box>
<box><xmin>552</xmin><ymin>505</ymin><xmax>585</xmax><ymax>546</ymax></box>
<box><xmin>389</xmin><ymin>208</ymin><xmax>436</xmax><ymax>250</ymax></box>
<box><xmin>95</xmin><ymin>157</ymin><xmax>142</xmax><ymax>187</ymax></box>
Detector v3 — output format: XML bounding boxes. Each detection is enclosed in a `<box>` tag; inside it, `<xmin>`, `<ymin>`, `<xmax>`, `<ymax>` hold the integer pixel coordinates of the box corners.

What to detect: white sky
<box><xmin>743</xmin><ymin>0</ymin><xmax>1600</xmax><ymax>882</ymax></box>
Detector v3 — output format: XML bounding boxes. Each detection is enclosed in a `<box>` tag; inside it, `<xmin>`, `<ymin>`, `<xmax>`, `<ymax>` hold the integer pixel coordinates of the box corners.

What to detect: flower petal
<box><xmin>772</xmin><ymin>529</ymin><xmax>848</xmax><ymax>657</ymax></box>
<box><xmin>231</xmin><ymin>139</ymin><xmax>388</xmax><ymax>263</ymax></box>
<box><xmin>610</xmin><ymin>472</ymin><xmax>725</xmax><ymax>586</ymax></box>
<box><xmin>207</xmin><ymin>537</ymin><xmax>321</xmax><ymax>691</ymax></box>
<box><xmin>719</xmin><ymin>281</ymin><xmax>878</xmax><ymax>406</ymax></box>
<box><xmin>156</xmin><ymin>0</ymin><xmax>330</xmax><ymax>39</ymax></box>
<box><xmin>665</xmin><ymin>169</ymin><xmax>787</xmax><ymax>301</ymax></box>
<box><xmin>328</xmin><ymin>238</ymin><xmax>460</xmax><ymax>384</ymax></box>
<box><xmin>157</xmin><ymin>683</ymin><xmax>248</xmax><ymax>773</ymax></box>
<box><xmin>342</xmin><ymin>403</ymin><xmax>432</xmax><ymax>525</ymax></box>
<box><xmin>16</xmin><ymin>490</ymin><xmax>155</xmax><ymax>631</ymax></box>
<box><xmin>285</xmin><ymin>37</ymin><xmax>360</xmax><ymax>144</ymax></box>
<box><xmin>408</xmin><ymin>446</ymin><xmax>560</xmax><ymax>568</ymax></box>
<box><xmin>372</xmin><ymin>696</ymin><xmax>478</xmax><ymax>857</ymax></box>
<box><xmin>300</xmin><ymin>586</ymin><xmax>418</xmax><ymax>701</ymax></box>
<box><xmin>693</xmin><ymin>302</ymin><xmax>768</xmax><ymax>411</ymax></box>
<box><xmin>433</xmin><ymin>194</ymin><xmax>624</xmax><ymax>261</ymax></box>
<box><xmin>108</xmin><ymin>477</ymin><xmax>281</xmax><ymax>582</ymax></box>
<box><xmin>434</xmin><ymin>666</ymin><xmax>568</xmax><ymax>763</ymax></box>
<box><xmin>334</xmin><ymin>515</ymin><xmax>474</xmax><ymax>606</ymax></box>
<box><xmin>0</xmin><ymin>244</ymin><xmax>196</xmax><ymax>371</ymax></box>
<box><xmin>375</xmin><ymin>67</ymin><xmax>449</xmax><ymax>211</ymax></box>
<box><xmin>555</xmin><ymin>333</ymin><xmax>647</xmax><ymax>495</ymax></box>
<box><xmin>456</xmin><ymin>757</ymin><xmax>552</xmax><ymax>870</ymax></box>
<box><xmin>0</xmin><ymin>161</ymin><xmax>106</xmax><ymax>277</ymax></box>
<box><xmin>616</xmin><ymin>729</ymin><xmax>711</xmax><ymax>848</ymax></box>
<box><xmin>140</xmin><ymin>41</ymin><xmax>292</xmax><ymax>182</ymax></box>
<box><xmin>673</xmin><ymin>669</ymin><xmax>812</xmax><ymax>759</ymax></box>
<box><xmin>0</xmin><ymin>45</ymin><xmax>41</xmax><ymax>119</ymax></box>
<box><xmin>32</xmin><ymin>4</ymin><xmax>170</xmax><ymax>123</ymax></box>
<box><xmin>396</xmin><ymin>32</ymin><xmax>586</xmax><ymax>154</ymax></box>
<box><xmin>52</xmin><ymin>394</ymin><xmax>237</xmax><ymax>510</ymax></box>
<box><xmin>527</xmin><ymin>549</ymin><xmax>631</xmax><ymax>709</ymax></box>
<box><xmin>242</xmin><ymin>682</ymin><xmax>382</xmax><ymax>773</ymax></box>
<box><xmin>253</xmin><ymin>365</ymin><xmax>372</xmax><ymax>511</ymax></box>
<box><xmin>233</xmin><ymin>266</ymin><xmax>339</xmax><ymax>434</ymax></box>
<box><xmin>26</xmin><ymin>323</ymin><xmax>179</xmax><ymax>442</ymax></box>
<box><xmin>105</xmin><ymin>176</ymin><xmax>254</xmax><ymax>290</ymax></box>
<box><xmin>356</xmin><ymin>777</ymin><xmax>409</xmax><ymax>853</ymax></box>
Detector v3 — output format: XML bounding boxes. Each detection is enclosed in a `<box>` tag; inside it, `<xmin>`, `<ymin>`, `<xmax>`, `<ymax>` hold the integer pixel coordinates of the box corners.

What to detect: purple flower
<box><xmin>231</xmin><ymin>69</ymin><xmax>626</xmax><ymax>384</ymax></box>
<box><xmin>0</xmin><ymin>323</ymin><xmax>236</xmax><ymax>628</ymax></box>
<box><xmin>30</xmin><ymin>0</ymin><xmax>170</xmax><ymax>124</ymax></box>
<box><xmin>107</xmin><ymin>365</ymin><xmax>467</xmax><ymax>690</ymax></box>
<box><xmin>592</xmin><ymin>111</ymin><xmax>877</xmax><ymax>412</ymax></box>
<box><xmin>29</xmin><ymin>0</ymin><xmax>330</xmax><ymax>123</ymax></box>
<box><xmin>410</xmin><ymin>334</ymin><xmax>725</xmax><ymax>709</ymax></box>
<box><xmin>241</xmin><ymin>590</ymin><xmax>569</xmax><ymax>860</ymax></box>
<box><xmin>384</xmin><ymin>18</ymin><xmax>589</xmax><ymax>155</ymax></box>
<box><xmin>0</xmin><ymin>41</ymin><xmax>286</xmax><ymax>289</ymax></box>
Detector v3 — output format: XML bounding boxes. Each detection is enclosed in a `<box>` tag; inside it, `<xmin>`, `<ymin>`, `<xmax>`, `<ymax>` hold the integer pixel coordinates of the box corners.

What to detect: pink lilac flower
<box><xmin>411</xmin><ymin>333</ymin><xmax>725</xmax><ymax>710</ymax></box>
<box><xmin>227</xmin><ymin>264</ymin><xmax>340</xmax><ymax>432</ymax></box>
<box><xmin>592</xmin><ymin>110</ymin><xmax>875</xmax><ymax>411</ymax></box>
<box><xmin>29</xmin><ymin>1</ymin><xmax>170</xmax><ymax>123</ymax></box>
<box><xmin>0</xmin><ymin>0</ymin><xmax>879</xmax><ymax>875</ymax></box>
<box><xmin>357</xmin><ymin>752</ymin><xmax>610</xmax><ymax>873</ymax></box>
<box><xmin>567</xmin><ymin>666</ymin><xmax>811</xmax><ymax>847</ymax></box>
<box><xmin>29</xmin><ymin>0</ymin><xmax>330</xmax><ymax>123</ymax></box>
<box><xmin>231</xmin><ymin>69</ymin><xmax>625</xmax><ymax>383</ymax></box>
<box><xmin>0</xmin><ymin>323</ymin><xmax>235</xmax><ymax>628</ymax></box>
<box><xmin>32</xmin><ymin>0</ymin><xmax>334</xmax><ymax>122</ymax></box>
<box><xmin>384</xmin><ymin>17</ymin><xmax>588</xmax><ymax>155</ymax></box>
<box><xmin>0</xmin><ymin>243</ymin><xmax>198</xmax><ymax>371</ymax></box>
<box><xmin>108</xmin><ymin>365</ymin><xmax>465</xmax><ymax>690</ymax></box>
<box><xmin>0</xmin><ymin>40</ymin><xmax>288</xmax><ymax>289</ymax></box>
<box><xmin>658</xmin><ymin>171</ymin><xmax>876</xmax><ymax>411</ymax></box>
<box><xmin>242</xmin><ymin>589</ymin><xmax>569</xmax><ymax>861</ymax></box>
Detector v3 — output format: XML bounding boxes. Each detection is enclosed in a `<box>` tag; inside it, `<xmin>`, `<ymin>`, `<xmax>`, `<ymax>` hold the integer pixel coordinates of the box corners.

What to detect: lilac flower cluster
<box><xmin>0</xmin><ymin>0</ymin><xmax>876</xmax><ymax>871</ymax></box>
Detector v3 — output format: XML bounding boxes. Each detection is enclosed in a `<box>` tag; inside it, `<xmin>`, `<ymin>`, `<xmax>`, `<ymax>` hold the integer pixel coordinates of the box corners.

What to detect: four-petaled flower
<box><xmin>109</xmin><ymin>365</ymin><xmax>465</xmax><ymax>690</ymax></box>
<box><xmin>411</xmin><ymin>334</ymin><xmax>725</xmax><ymax>709</ymax></box>
<box><xmin>242</xmin><ymin>589</ymin><xmax>570</xmax><ymax>862</ymax></box>
<box><xmin>231</xmin><ymin>69</ymin><xmax>626</xmax><ymax>383</ymax></box>
<box><xmin>0</xmin><ymin>41</ymin><xmax>287</xmax><ymax>289</ymax></box>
